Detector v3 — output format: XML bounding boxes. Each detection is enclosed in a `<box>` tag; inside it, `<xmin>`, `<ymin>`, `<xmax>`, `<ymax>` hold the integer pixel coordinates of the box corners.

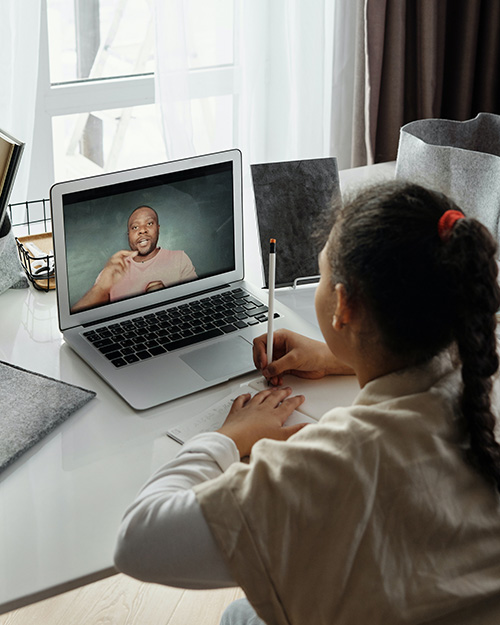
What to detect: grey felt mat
<box><xmin>0</xmin><ymin>361</ymin><xmax>96</xmax><ymax>472</ymax></box>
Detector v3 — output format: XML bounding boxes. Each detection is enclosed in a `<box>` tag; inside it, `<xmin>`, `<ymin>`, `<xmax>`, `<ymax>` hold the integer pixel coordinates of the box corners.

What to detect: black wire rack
<box><xmin>8</xmin><ymin>199</ymin><xmax>55</xmax><ymax>292</ymax></box>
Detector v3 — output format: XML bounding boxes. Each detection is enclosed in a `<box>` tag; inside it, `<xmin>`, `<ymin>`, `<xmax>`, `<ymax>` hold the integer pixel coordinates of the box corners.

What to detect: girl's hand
<box><xmin>253</xmin><ymin>329</ymin><xmax>353</xmax><ymax>386</ymax></box>
<box><xmin>217</xmin><ymin>387</ymin><xmax>307</xmax><ymax>458</ymax></box>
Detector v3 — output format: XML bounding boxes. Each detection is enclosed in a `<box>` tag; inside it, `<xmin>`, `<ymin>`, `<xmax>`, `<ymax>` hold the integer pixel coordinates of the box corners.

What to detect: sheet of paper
<box><xmin>166</xmin><ymin>373</ymin><xmax>360</xmax><ymax>445</ymax></box>
<box><xmin>247</xmin><ymin>374</ymin><xmax>360</xmax><ymax>419</ymax></box>
<box><xmin>166</xmin><ymin>382</ymin><xmax>316</xmax><ymax>445</ymax></box>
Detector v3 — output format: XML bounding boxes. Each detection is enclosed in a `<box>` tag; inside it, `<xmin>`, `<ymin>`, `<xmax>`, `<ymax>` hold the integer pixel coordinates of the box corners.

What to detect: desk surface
<box><xmin>0</xmin><ymin>162</ymin><xmax>395</xmax><ymax>614</ymax></box>
<box><xmin>0</xmin><ymin>283</ymin><xmax>356</xmax><ymax>614</ymax></box>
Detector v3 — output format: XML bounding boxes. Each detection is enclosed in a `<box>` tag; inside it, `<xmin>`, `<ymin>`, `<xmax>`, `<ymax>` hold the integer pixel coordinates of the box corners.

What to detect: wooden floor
<box><xmin>0</xmin><ymin>574</ymin><xmax>245</xmax><ymax>625</ymax></box>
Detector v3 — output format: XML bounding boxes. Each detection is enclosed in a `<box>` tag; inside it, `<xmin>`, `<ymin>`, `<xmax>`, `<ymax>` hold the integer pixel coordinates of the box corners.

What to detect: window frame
<box><xmin>30</xmin><ymin>0</ymin><xmax>237</xmax><ymax>201</ymax></box>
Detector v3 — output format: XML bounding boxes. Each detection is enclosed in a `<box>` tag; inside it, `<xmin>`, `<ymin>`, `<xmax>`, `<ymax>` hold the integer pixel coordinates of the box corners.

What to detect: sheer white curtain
<box><xmin>0</xmin><ymin>0</ymin><xmax>41</xmax><ymax>204</ymax></box>
<box><xmin>330</xmin><ymin>0</ymin><xmax>359</xmax><ymax>169</ymax></box>
<box><xmin>154</xmin><ymin>0</ymin><xmax>357</xmax><ymax>169</ymax></box>
<box><xmin>154</xmin><ymin>0</ymin><xmax>196</xmax><ymax>159</ymax></box>
<box><xmin>238</xmin><ymin>0</ymin><xmax>335</xmax><ymax>164</ymax></box>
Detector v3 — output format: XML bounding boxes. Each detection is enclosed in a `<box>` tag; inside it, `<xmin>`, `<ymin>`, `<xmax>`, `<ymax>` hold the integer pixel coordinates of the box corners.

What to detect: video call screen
<box><xmin>62</xmin><ymin>162</ymin><xmax>235</xmax><ymax>312</ymax></box>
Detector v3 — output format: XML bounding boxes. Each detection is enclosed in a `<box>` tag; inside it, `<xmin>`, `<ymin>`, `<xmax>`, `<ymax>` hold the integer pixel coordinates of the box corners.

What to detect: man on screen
<box><xmin>71</xmin><ymin>205</ymin><xmax>197</xmax><ymax>313</ymax></box>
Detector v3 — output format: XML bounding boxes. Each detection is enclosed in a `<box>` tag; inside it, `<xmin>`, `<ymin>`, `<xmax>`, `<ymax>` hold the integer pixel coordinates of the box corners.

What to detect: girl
<box><xmin>115</xmin><ymin>181</ymin><xmax>500</xmax><ymax>624</ymax></box>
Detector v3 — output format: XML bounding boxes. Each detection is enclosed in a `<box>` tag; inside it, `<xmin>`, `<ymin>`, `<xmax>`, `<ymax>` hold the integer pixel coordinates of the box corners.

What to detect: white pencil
<box><xmin>267</xmin><ymin>238</ymin><xmax>276</xmax><ymax>367</ymax></box>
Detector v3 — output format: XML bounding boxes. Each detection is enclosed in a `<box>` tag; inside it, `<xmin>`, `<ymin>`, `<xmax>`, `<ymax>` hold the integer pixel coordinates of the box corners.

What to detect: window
<box><xmin>31</xmin><ymin>0</ymin><xmax>343</xmax><ymax>202</ymax></box>
<box><xmin>37</xmin><ymin>0</ymin><xmax>236</xmax><ymax>190</ymax></box>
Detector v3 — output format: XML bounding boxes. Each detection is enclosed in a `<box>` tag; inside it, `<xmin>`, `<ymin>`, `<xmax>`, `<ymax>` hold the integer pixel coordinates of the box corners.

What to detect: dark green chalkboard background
<box><xmin>64</xmin><ymin>171</ymin><xmax>234</xmax><ymax>308</ymax></box>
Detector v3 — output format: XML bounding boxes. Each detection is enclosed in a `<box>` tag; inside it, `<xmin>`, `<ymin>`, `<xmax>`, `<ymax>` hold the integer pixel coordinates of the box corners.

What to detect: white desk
<box><xmin>0</xmin><ymin>162</ymin><xmax>395</xmax><ymax>614</ymax></box>
<box><xmin>0</xmin><ymin>288</ymin><xmax>243</xmax><ymax>610</ymax></box>
<box><xmin>0</xmin><ymin>284</ymin><xmax>338</xmax><ymax>614</ymax></box>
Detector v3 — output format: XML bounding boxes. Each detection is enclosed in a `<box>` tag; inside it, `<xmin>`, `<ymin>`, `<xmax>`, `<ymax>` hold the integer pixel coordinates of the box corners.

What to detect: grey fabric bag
<box><xmin>395</xmin><ymin>112</ymin><xmax>500</xmax><ymax>251</ymax></box>
<box><xmin>0</xmin><ymin>214</ymin><xmax>28</xmax><ymax>294</ymax></box>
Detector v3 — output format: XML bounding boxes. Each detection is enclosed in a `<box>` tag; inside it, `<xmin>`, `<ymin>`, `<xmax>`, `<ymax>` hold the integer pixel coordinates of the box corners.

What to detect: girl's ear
<box><xmin>332</xmin><ymin>283</ymin><xmax>353</xmax><ymax>330</ymax></box>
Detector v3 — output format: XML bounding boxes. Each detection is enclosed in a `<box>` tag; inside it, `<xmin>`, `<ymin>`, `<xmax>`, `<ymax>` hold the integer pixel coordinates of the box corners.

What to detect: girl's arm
<box><xmin>114</xmin><ymin>432</ymin><xmax>238</xmax><ymax>588</ymax></box>
<box><xmin>115</xmin><ymin>389</ymin><xmax>306</xmax><ymax>583</ymax></box>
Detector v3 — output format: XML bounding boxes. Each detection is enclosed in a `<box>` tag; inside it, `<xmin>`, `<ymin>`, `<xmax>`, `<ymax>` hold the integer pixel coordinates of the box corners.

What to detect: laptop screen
<box><xmin>51</xmin><ymin>150</ymin><xmax>243</xmax><ymax>330</ymax></box>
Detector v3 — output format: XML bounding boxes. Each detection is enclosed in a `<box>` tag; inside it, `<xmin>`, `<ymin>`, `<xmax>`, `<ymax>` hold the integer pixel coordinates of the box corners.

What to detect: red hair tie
<box><xmin>437</xmin><ymin>210</ymin><xmax>465</xmax><ymax>240</ymax></box>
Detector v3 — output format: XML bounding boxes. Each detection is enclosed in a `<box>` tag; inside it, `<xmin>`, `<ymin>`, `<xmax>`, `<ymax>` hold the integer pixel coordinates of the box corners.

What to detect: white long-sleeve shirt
<box><xmin>114</xmin><ymin>432</ymin><xmax>239</xmax><ymax>588</ymax></box>
<box><xmin>115</xmin><ymin>350</ymin><xmax>500</xmax><ymax>625</ymax></box>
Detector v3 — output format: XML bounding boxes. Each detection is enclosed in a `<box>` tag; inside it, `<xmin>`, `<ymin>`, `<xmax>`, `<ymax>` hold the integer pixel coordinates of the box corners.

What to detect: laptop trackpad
<box><xmin>181</xmin><ymin>336</ymin><xmax>254</xmax><ymax>381</ymax></box>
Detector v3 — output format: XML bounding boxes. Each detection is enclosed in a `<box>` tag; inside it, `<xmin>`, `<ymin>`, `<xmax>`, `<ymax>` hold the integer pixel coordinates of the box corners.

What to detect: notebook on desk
<box><xmin>50</xmin><ymin>149</ymin><xmax>321</xmax><ymax>410</ymax></box>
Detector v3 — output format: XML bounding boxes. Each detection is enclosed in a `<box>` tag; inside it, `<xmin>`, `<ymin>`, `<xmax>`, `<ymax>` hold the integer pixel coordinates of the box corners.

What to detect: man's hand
<box><xmin>70</xmin><ymin>250</ymin><xmax>138</xmax><ymax>313</ymax></box>
<box><xmin>95</xmin><ymin>250</ymin><xmax>138</xmax><ymax>291</ymax></box>
<box><xmin>145</xmin><ymin>280</ymin><xmax>165</xmax><ymax>293</ymax></box>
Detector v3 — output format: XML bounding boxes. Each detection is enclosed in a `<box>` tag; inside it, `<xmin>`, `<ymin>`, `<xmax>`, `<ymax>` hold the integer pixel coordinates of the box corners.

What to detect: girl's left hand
<box><xmin>217</xmin><ymin>387</ymin><xmax>307</xmax><ymax>458</ymax></box>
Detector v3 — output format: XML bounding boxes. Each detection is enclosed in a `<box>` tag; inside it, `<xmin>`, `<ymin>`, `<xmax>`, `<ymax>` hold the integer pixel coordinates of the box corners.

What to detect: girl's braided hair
<box><xmin>327</xmin><ymin>181</ymin><xmax>500</xmax><ymax>491</ymax></box>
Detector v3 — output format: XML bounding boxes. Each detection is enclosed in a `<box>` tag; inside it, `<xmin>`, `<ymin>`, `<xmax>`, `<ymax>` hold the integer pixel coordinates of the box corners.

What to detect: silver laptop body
<box><xmin>50</xmin><ymin>149</ymin><xmax>321</xmax><ymax>410</ymax></box>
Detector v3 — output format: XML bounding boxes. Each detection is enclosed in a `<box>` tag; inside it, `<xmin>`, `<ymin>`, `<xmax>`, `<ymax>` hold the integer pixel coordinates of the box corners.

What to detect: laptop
<box><xmin>50</xmin><ymin>149</ymin><xmax>321</xmax><ymax>410</ymax></box>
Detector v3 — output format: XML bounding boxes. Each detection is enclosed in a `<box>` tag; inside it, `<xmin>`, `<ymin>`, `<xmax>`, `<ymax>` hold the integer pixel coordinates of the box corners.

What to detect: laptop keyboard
<box><xmin>82</xmin><ymin>287</ymin><xmax>278</xmax><ymax>368</ymax></box>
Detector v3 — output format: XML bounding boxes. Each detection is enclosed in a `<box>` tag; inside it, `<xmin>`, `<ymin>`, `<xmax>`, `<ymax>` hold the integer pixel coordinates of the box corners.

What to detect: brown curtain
<box><xmin>351</xmin><ymin>0</ymin><xmax>500</xmax><ymax>166</ymax></box>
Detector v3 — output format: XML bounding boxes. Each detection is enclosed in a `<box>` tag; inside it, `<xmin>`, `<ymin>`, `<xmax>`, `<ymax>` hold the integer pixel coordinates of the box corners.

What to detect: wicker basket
<box><xmin>8</xmin><ymin>199</ymin><xmax>55</xmax><ymax>292</ymax></box>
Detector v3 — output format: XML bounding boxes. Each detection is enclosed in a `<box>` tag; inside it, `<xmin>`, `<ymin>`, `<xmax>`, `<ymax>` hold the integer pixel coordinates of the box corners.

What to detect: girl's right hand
<box><xmin>252</xmin><ymin>329</ymin><xmax>354</xmax><ymax>386</ymax></box>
